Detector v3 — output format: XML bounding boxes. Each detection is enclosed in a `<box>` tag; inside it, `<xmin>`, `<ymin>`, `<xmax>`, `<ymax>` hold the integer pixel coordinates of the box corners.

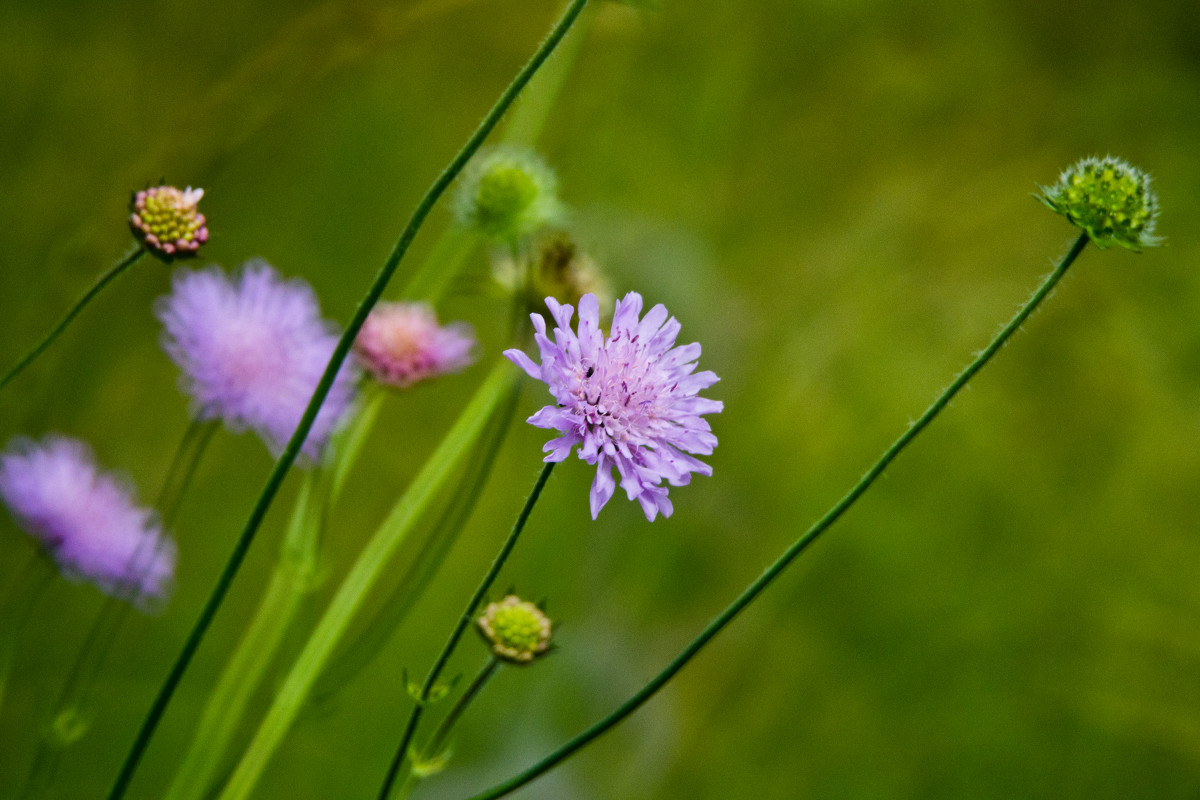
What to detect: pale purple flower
<box><xmin>505</xmin><ymin>292</ymin><xmax>722</xmax><ymax>521</ymax></box>
<box><xmin>157</xmin><ymin>260</ymin><xmax>357</xmax><ymax>459</ymax></box>
<box><xmin>0</xmin><ymin>435</ymin><xmax>175</xmax><ymax>606</ymax></box>
<box><xmin>354</xmin><ymin>302</ymin><xmax>476</xmax><ymax>388</ymax></box>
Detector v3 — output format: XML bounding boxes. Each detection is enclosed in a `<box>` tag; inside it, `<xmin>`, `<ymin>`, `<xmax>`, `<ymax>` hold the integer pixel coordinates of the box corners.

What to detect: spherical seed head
<box><xmin>1037</xmin><ymin>157</ymin><xmax>1161</xmax><ymax>251</ymax></box>
<box><xmin>130</xmin><ymin>185</ymin><xmax>209</xmax><ymax>261</ymax></box>
<box><xmin>476</xmin><ymin>595</ymin><xmax>553</xmax><ymax>665</ymax></box>
<box><xmin>454</xmin><ymin>148</ymin><xmax>561</xmax><ymax>242</ymax></box>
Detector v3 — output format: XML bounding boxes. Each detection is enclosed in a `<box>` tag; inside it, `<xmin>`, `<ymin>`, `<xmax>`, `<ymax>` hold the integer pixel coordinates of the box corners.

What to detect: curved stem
<box><xmin>0</xmin><ymin>246</ymin><xmax>144</xmax><ymax>394</ymax></box>
<box><xmin>462</xmin><ymin>232</ymin><xmax>1091</xmax><ymax>800</ymax></box>
<box><xmin>377</xmin><ymin>461</ymin><xmax>555</xmax><ymax>800</ymax></box>
<box><xmin>104</xmin><ymin>3</ymin><xmax>589</xmax><ymax>797</ymax></box>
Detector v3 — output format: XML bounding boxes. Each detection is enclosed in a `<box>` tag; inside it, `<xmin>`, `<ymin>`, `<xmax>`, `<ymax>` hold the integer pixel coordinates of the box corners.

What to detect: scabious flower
<box><xmin>157</xmin><ymin>260</ymin><xmax>357</xmax><ymax>459</ymax></box>
<box><xmin>453</xmin><ymin>147</ymin><xmax>561</xmax><ymax>242</ymax></box>
<box><xmin>476</xmin><ymin>595</ymin><xmax>553</xmax><ymax>665</ymax></box>
<box><xmin>505</xmin><ymin>292</ymin><xmax>722</xmax><ymax>521</ymax></box>
<box><xmin>353</xmin><ymin>302</ymin><xmax>476</xmax><ymax>388</ymax></box>
<box><xmin>1037</xmin><ymin>156</ymin><xmax>1161</xmax><ymax>251</ymax></box>
<box><xmin>130</xmin><ymin>185</ymin><xmax>209</xmax><ymax>260</ymax></box>
<box><xmin>0</xmin><ymin>436</ymin><xmax>175</xmax><ymax>607</ymax></box>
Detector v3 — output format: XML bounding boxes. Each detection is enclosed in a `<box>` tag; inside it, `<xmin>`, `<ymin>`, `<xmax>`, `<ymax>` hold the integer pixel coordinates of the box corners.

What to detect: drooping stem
<box><xmin>377</xmin><ymin>460</ymin><xmax>555</xmax><ymax>800</ymax></box>
<box><xmin>0</xmin><ymin>246</ymin><xmax>145</xmax><ymax>394</ymax></box>
<box><xmin>104</xmin><ymin>3</ymin><xmax>589</xmax><ymax>797</ymax></box>
<box><xmin>462</xmin><ymin>232</ymin><xmax>1092</xmax><ymax>800</ymax></box>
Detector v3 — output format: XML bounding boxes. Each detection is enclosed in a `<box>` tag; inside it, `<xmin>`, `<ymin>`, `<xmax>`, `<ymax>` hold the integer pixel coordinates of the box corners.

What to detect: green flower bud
<box><xmin>1037</xmin><ymin>156</ymin><xmax>1161</xmax><ymax>251</ymax></box>
<box><xmin>475</xmin><ymin>595</ymin><xmax>552</xmax><ymax>665</ymax></box>
<box><xmin>454</xmin><ymin>148</ymin><xmax>561</xmax><ymax>242</ymax></box>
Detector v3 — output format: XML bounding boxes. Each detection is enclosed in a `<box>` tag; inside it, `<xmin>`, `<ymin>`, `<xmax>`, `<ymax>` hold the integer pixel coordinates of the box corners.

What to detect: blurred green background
<box><xmin>2</xmin><ymin>0</ymin><xmax>1200</xmax><ymax>797</ymax></box>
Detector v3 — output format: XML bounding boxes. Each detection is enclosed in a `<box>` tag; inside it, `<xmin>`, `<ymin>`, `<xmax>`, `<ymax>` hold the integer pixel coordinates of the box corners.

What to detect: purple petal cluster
<box><xmin>354</xmin><ymin>302</ymin><xmax>476</xmax><ymax>388</ymax></box>
<box><xmin>0</xmin><ymin>436</ymin><xmax>175</xmax><ymax>606</ymax></box>
<box><xmin>505</xmin><ymin>292</ymin><xmax>722</xmax><ymax>521</ymax></box>
<box><xmin>157</xmin><ymin>260</ymin><xmax>357</xmax><ymax>459</ymax></box>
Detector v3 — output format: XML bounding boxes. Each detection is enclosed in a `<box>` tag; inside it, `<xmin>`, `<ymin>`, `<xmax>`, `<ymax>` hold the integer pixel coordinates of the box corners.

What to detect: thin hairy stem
<box><xmin>462</xmin><ymin>232</ymin><xmax>1091</xmax><ymax>800</ymax></box>
<box><xmin>0</xmin><ymin>246</ymin><xmax>144</xmax><ymax>394</ymax></box>
<box><xmin>377</xmin><ymin>461</ymin><xmax>555</xmax><ymax>800</ymax></box>
<box><xmin>105</xmin><ymin>3</ymin><xmax>589</xmax><ymax>797</ymax></box>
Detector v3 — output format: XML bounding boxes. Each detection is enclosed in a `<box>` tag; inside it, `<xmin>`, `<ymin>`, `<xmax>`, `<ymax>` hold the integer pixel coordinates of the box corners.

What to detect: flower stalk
<box><xmin>377</xmin><ymin>461</ymin><xmax>556</xmax><ymax>800</ymax></box>
<box><xmin>104</xmin><ymin>2</ymin><xmax>590</xmax><ymax>796</ymax></box>
<box><xmin>462</xmin><ymin>231</ymin><xmax>1092</xmax><ymax>800</ymax></box>
<box><xmin>0</xmin><ymin>246</ymin><xmax>145</xmax><ymax>395</ymax></box>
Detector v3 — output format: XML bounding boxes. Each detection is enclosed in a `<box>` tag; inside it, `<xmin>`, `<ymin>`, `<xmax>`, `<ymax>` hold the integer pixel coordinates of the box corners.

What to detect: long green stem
<box><xmin>0</xmin><ymin>246</ymin><xmax>144</xmax><ymax>394</ymax></box>
<box><xmin>377</xmin><ymin>460</ymin><xmax>556</xmax><ymax>800</ymax></box>
<box><xmin>394</xmin><ymin>656</ymin><xmax>501</xmax><ymax>799</ymax></box>
<box><xmin>20</xmin><ymin>418</ymin><xmax>216</xmax><ymax>799</ymax></box>
<box><xmin>309</xmin><ymin>376</ymin><xmax>521</xmax><ymax>706</ymax></box>
<box><xmin>217</xmin><ymin>362</ymin><xmax>520</xmax><ymax>800</ymax></box>
<box><xmin>105</xmin><ymin>3</ymin><xmax>589</xmax><ymax>797</ymax></box>
<box><xmin>462</xmin><ymin>232</ymin><xmax>1092</xmax><ymax>800</ymax></box>
<box><xmin>162</xmin><ymin>469</ymin><xmax>325</xmax><ymax>800</ymax></box>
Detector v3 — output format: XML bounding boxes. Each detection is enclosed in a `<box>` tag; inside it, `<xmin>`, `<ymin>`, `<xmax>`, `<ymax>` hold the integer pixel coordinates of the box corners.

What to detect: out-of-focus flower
<box><xmin>453</xmin><ymin>148</ymin><xmax>561</xmax><ymax>242</ymax></box>
<box><xmin>0</xmin><ymin>435</ymin><xmax>175</xmax><ymax>607</ymax></box>
<box><xmin>505</xmin><ymin>292</ymin><xmax>722</xmax><ymax>521</ymax></box>
<box><xmin>130</xmin><ymin>185</ymin><xmax>209</xmax><ymax>260</ymax></box>
<box><xmin>492</xmin><ymin>230</ymin><xmax>611</xmax><ymax>314</ymax></box>
<box><xmin>354</xmin><ymin>302</ymin><xmax>475</xmax><ymax>388</ymax></box>
<box><xmin>1037</xmin><ymin>156</ymin><xmax>1161</xmax><ymax>251</ymax></box>
<box><xmin>156</xmin><ymin>260</ymin><xmax>357</xmax><ymax>459</ymax></box>
<box><xmin>476</xmin><ymin>595</ymin><xmax>552</xmax><ymax>665</ymax></box>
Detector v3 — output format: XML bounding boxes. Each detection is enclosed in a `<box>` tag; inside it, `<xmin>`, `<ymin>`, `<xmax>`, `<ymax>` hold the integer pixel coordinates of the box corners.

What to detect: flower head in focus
<box><xmin>0</xmin><ymin>436</ymin><xmax>175</xmax><ymax>607</ymax></box>
<box><xmin>505</xmin><ymin>292</ymin><xmax>722</xmax><ymax>521</ymax></box>
<box><xmin>476</xmin><ymin>595</ymin><xmax>553</xmax><ymax>665</ymax></box>
<box><xmin>1037</xmin><ymin>156</ymin><xmax>1161</xmax><ymax>251</ymax></box>
<box><xmin>354</xmin><ymin>302</ymin><xmax>476</xmax><ymax>389</ymax></box>
<box><xmin>156</xmin><ymin>260</ymin><xmax>358</xmax><ymax>459</ymax></box>
<box><xmin>454</xmin><ymin>147</ymin><xmax>561</xmax><ymax>243</ymax></box>
<box><xmin>130</xmin><ymin>185</ymin><xmax>209</xmax><ymax>260</ymax></box>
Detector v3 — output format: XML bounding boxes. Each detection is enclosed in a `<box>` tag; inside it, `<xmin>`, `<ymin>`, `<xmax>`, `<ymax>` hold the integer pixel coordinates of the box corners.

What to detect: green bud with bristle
<box><xmin>475</xmin><ymin>595</ymin><xmax>552</xmax><ymax>665</ymax></box>
<box><xmin>1037</xmin><ymin>156</ymin><xmax>1161</xmax><ymax>251</ymax></box>
<box><xmin>454</xmin><ymin>148</ymin><xmax>561</xmax><ymax>243</ymax></box>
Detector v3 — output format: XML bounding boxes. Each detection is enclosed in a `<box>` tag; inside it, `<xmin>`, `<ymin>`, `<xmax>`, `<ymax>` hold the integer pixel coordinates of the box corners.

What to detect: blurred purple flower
<box><xmin>157</xmin><ymin>260</ymin><xmax>357</xmax><ymax>459</ymax></box>
<box><xmin>0</xmin><ymin>435</ymin><xmax>175</xmax><ymax>607</ymax></box>
<box><xmin>354</xmin><ymin>302</ymin><xmax>476</xmax><ymax>388</ymax></box>
<box><xmin>505</xmin><ymin>292</ymin><xmax>722</xmax><ymax>521</ymax></box>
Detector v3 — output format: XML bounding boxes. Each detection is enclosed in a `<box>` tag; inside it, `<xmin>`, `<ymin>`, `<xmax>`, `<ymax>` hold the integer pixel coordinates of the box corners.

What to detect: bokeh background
<box><xmin>2</xmin><ymin>0</ymin><xmax>1199</xmax><ymax>797</ymax></box>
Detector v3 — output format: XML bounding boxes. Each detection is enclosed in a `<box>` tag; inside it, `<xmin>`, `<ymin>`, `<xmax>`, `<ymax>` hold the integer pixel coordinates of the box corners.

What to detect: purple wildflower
<box><xmin>0</xmin><ymin>436</ymin><xmax>175</xmax><ymax>606</ymax></box>
<box><xmin>354</xmin><ymin>302</ymin><xmax>476</xmax><ymax>388</ymax></box>
<box><xmin>156</xmin><ymin>260</ymin><xmax>358</xmax><ymax>459</ymax></box>
<box><xmin>505</xmin><ymin>292</ymin><xmax>722</xmax><ymax>521</ymax></box>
